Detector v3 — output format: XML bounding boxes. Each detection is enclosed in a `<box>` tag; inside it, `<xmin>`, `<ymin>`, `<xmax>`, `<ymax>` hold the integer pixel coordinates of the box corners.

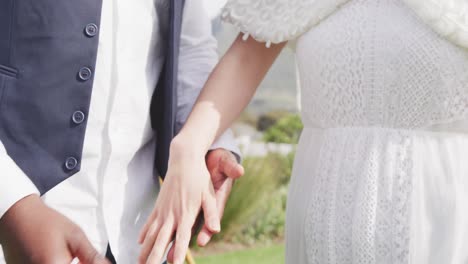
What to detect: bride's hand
<box><xmin>138</xmin><ymin>138</ymin><xmax>220</xmax><ymax>264</ymax></box>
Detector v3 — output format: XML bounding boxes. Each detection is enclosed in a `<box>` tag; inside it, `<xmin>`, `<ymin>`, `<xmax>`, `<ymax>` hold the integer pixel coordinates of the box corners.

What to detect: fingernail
<box><xmin>198</xmin><ymin>233</ymin><xmax>211</xmax><ymax>246</ymax></box>
<box><xmin>211</xmin><ymin>220</ymin><xmax>221</xmax><ymax>232</ymax></box>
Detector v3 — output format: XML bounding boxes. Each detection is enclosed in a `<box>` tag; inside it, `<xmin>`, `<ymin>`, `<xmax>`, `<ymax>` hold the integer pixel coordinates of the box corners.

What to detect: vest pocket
<box><xmin>0</xmin><ymin>64</ymin><xmax>18</xmax><ymax>79</ymax></box>
<box><xmin>0</xmin><ymin>64</ymin><xmax>17</xmax><ymax>106</ymax></box>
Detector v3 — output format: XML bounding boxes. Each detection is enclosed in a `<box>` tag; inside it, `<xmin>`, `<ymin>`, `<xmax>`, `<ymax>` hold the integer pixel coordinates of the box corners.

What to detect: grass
<box><xmin>217</xmin><ymin>153</ymin><xmax>293</xmax><ymax>244</ymax></box>
<box><xmin>195</xmin><ymin>244</ymin><xmax>285</xmax><ymax>264</ymax></box>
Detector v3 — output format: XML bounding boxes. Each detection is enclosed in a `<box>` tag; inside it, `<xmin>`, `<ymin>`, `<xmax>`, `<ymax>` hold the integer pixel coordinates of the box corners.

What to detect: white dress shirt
<box><xmin>0</xmin><ymin>0</ymin><xmax>238</xmax><ymax>263</ymax></box>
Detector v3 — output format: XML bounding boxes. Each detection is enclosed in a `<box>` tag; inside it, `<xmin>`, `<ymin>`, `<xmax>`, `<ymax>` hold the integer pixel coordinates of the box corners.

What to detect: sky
<box><xmin>203</xmin><ymin>0</ymin><xmax>228</xmax><ymax>19</ymax></box>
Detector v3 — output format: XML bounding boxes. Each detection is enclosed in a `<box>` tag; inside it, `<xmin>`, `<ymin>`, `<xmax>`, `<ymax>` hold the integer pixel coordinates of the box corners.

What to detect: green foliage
<box><xmin>203</xmin><ymin>113</ymin><xmax>300</xmax><ymax>247</ymax></box>
<box><xmin>196</xmin><ymin>244</ymin><xmax>285</xmax><ymax>264</ymax></box>
<box><xmin>240</xmin><ymin>186</ymin><xmax>287</xmax><ymax>244</ymax></box>
<box><xmin>217</xmin><ymin>153</ymin><xmax>295</xmax><ymax>245</ymax></box>
<box><xmin>263</xmin><ymin>114</ymin><xmax>303</xmax><ymax>144</ymax></box>
<box><xmin>256</xmin><ymin>111</ymin><xmax>290</xmax><ymax>131</ymax></box>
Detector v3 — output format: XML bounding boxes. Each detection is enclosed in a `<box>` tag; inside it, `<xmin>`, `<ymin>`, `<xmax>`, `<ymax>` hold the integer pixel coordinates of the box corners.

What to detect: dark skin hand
<box><xmin>0</xmin><ymin>195</ymin><xmax>109</xmax><ymax>264</ymax></box>
<box><xmin>166</xmin><ymin>148</ymin><xmax>244</xmax><ymax>263</ymax></box>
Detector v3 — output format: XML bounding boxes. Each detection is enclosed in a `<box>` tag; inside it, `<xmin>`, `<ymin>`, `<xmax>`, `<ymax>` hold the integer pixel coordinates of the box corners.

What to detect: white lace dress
<box><xmin>223</xmin><ymin>0</ymin><xmax>468</xmax><ymax>263</ymax></box>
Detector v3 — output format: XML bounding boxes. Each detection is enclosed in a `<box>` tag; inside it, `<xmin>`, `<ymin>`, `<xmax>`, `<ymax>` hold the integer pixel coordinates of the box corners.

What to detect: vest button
<box><xmin>65</xmin><ymin>157</ymin><xmax>78</xmax><ymax>171</ymax></box>
<box><xmin>72</xmin><ymin>111</ymin><xmax>86</xmax><ymax>124</ymax></box>
<box><xmin>78</xmin><ymin>67</ymin><xmax>92</xmax><ymax>81</ymax></box>
<box><xmin>84</xmin><ymin>23</ymin><xmax>98</xmax><ymax>37</ymax></box>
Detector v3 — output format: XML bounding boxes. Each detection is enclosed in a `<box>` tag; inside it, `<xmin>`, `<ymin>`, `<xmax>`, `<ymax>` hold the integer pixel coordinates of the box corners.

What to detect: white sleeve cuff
<box><xmin>0</xmin><ymin>143</ymin><xmax>40</xmax><ymax>219</ymax></box>
<box><xmin>210</xmin><ymin>129</ymin><xmax>242</xmax><ymax>163</ymax></box>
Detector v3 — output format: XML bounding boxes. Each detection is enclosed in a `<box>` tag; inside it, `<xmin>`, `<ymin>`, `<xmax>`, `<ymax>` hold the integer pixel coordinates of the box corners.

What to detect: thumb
<box><xmin>219</xmin><ymin>154</ymin><xmax>244</xmax><ymax>180</ymax></box>
<box><xmin>202</xmin><ymin>188</ymin><xmax>221</xmax><ymax>234</ymax></box>
<box><xmin>68</xmin><ymin>230</ymin><xmax>110</xmax><ymax>264</ymax></box>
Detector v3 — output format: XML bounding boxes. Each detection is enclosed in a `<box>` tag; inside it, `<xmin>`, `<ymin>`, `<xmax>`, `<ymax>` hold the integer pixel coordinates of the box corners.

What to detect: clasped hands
<box><xmin>0</xmin><ymin>146</ymin><xmax>242</xmax><ymax>264</ymax></box>
<box><xmin>138</xmin><ymin>143</ymin><xmax>244</xmax><ymax>264</ymax></box>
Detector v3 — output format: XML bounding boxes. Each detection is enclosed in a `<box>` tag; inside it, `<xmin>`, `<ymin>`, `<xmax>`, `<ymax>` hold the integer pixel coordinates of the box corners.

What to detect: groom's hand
<box><xmin>198</xmin><ymin>149</ymin><xmax>244</xmax><ymax>245</ymax></box>
<box><xmin>166</xmin><ymin>148</ymin><xmax>243</xmax><ymax>262</ymax></box>
<box><xmin>0</xmin><ymin>195</ymin><xmax>109</xmax><ymax>264</ymax></box>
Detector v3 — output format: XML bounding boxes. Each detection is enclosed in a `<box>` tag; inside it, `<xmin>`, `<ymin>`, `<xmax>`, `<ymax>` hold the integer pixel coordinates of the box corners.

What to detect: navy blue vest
<box><xmin>0</xmin><ymin>0</ymin><xmax>184</xmax><ymax>194</ymax></box>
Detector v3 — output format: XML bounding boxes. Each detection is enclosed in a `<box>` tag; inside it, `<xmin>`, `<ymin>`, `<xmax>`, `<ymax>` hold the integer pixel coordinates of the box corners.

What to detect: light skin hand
<box><xmin>0</xmin><ymin>195</ymin><xmax>109</xmax><ymax>264</ymax></box>
<box><xmin>166</xmin><ymin>148</ymin><xmax>244</xmax><ymax>263</ymax></box>
<box><xmin>138</xmin><ymin>141</ymin><xmax>222</xmax><ymax>264</ymax></box>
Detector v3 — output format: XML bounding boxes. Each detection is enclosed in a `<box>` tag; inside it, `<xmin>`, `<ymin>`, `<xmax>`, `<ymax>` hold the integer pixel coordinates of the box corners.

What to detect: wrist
<box><xmin>170</xmin><ymin>133</ymin><xmax>209</xmax><ymax>159</ymax></box>
<box><xmin>1</xmin><ymin>194</ymin><xmax>42</xmax><ymax>222</ymax></box>
<box><xmin>0</xmin><ymin>194</ymin><xmax>42</xmax><ymax>240</ymax></box>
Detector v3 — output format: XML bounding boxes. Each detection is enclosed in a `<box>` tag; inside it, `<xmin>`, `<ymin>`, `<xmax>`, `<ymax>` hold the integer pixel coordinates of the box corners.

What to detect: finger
<box><xmin>166</xmin><ymin>244</ymin><xmax>175</xmax><ymax>264</ymax></box>
<box><xmin>172</xmin><ymin>222</ymin><xmax>193</xmax><ymax>264</ymax></box>
<box><xmin>68</xmin><ymin>230</ymin><xmax>110</xmax><ymax>264</ymax></box>
<box><xmin>165</xmin><ymin>204</ymin><xmax>204</xmax><ymax>263</ymax></box>
<box><xmin>139</xmin><ymin>210</ymin><xmax>158</xmax><ymax>244</ymax></box>
<box><xmin>197</xmin><ymin>178</ymin><xmax>233</xmax><ymax>247</ymax></box>
<box><xmin>215</xmin><ymin>178</ymin><xmax>234</xmax><ymax>217</ymax></box>
<box><xmin>219</xmin><ymin>154</ymin><xmax>244</xmax><ymax>180</ymax></box>
<box><xmin>138</xmin><ymin>221</ymin><xmax>162</xmax><ymax>264</ymax></box>
<box><xmin>139</xmin><ymin>221</ymin><xmax>151</xmax><ymax>245</ymax></box>
<box><xmin>146</xmin><ymin>224</ymin><xmax>175</xmax><ymax>264</ymax></box>
<box><xmin>197</xmin><ymin>226</ymin><xmax>213</xmax><ymax>247</ymax></box>
<box><xmin>202</xmin><ymin>188</ymin><xmax>221</xmax><ymax>233</ymax></box>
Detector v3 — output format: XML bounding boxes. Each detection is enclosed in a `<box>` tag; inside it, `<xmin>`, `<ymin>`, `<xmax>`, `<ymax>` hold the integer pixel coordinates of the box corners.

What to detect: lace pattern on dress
<box><xmin>296</xmin><ymin>0</ymin><xmax>468</xmax><ymax>130</ymax></box>
<box><xmin>304</xmin><ymin>128</ymin><xmax>413</xmax><ymax>264</ymax></box>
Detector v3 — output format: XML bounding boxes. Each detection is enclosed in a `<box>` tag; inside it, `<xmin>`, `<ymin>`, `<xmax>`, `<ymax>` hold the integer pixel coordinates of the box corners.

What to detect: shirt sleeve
<box><xmin>176</xmin><ymin>0</ymin><xmax>241</xmax><ymax>160</ymax></box>
<box><xmin>0</xmin><ymin>141</ymin><xmax>40</xmax><ymax>219</ymax></box>
<box><xmin>221</xmin><ymin>0</ymin><xmax>351</xmax><ymax>47</ymax></box>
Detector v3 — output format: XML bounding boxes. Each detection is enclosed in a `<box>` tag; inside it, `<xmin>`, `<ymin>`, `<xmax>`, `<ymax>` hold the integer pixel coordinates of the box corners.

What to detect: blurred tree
<box><xmin>263</xmin><ymin>114</ymin><xmax>303</xmax><ymax>144</ymax></box>
<box><xmin>256</xmin><ymin>111</ymin><xmax>290</xmax><ymax>131</ymax></box>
